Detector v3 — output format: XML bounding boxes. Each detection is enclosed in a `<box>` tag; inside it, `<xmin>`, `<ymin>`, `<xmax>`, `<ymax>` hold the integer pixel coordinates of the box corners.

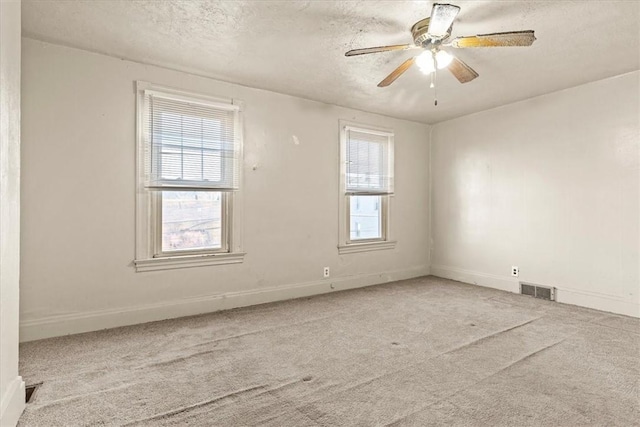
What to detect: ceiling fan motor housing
<box><xmin>411</xmin><ymin>17</ymin><xmax>452</xmax><ymax>46</ymax></box>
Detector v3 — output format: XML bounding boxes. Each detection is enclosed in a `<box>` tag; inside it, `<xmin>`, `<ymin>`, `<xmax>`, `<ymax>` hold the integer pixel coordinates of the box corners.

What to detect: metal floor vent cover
<box><xmin>520</xmin><ymin>282</ymin><xmax>556</xmax><ymax>301</ymax></box>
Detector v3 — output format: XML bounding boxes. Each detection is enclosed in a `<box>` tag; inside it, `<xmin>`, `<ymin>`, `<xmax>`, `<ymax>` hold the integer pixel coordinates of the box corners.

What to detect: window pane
<box><xmin>347</xmin><ymin>137</ymin><xmax>383</xmax><ymax>190</ymax></box>
<box><xmin>350</xmin><ymin>195</ymin><xmax>382</xmax><ymax>240</ymax></box>
<box><xmin>148</xmin><ymin>95</ymin><xmax>239</xmax><ymax>189</ymax></box>
<box><xmin>161</xmin><ymin>191</ymin><xmax>223</xmax><ymax>252</ymax></box>
<box><xmin>345</xmin><ymin>129</ymin><xmax>391</xmax><ymax>194</ymax></box>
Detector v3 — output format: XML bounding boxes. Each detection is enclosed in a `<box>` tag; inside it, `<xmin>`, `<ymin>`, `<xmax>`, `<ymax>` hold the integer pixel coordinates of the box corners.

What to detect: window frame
<box><xmin>338</xmin><ymin>120</ymin><xmax>397</xmax><ymax>254</ymax></box>
<box><xmin>134</xmin><ymin>82</ymin><xmax>245</xmax><ymax>272</ymax></box>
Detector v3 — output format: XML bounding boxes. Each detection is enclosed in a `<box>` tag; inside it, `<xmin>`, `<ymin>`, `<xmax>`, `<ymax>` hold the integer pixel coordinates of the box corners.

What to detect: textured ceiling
<box><xmin>22</xmin><ymin>1</ymin><xmax>640</xmax><ymax>124</ymax></box>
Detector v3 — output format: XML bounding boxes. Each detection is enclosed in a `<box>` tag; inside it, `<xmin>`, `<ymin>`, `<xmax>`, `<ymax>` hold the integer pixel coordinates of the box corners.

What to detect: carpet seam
<box><xmin>382</xmin><ymin>339</ymin><xmax>568</xmax><ymax>426</ymax></box>
<box><xmin>120</xmin><ymin>384</ymin><xmax>269</xmax><ymax>425</ymax></box>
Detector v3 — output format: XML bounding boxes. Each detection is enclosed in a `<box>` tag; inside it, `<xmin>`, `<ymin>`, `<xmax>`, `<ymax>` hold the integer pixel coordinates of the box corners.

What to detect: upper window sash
<box><xmin>344</xmin><ymin>126</ymin><xmax>394</xmax><ymax>196</ymax></box>
<box><xmin>141</xmin><ymin>89</ymin><xmax>242</xmax><ymax>191</ymax></box>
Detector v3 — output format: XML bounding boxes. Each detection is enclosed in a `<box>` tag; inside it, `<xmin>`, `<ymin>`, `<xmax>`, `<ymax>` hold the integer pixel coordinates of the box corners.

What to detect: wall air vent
<box><xmin>520</xmin><ymin>282</ymin><xmax>555</xmax><ymax>301</ymax></box>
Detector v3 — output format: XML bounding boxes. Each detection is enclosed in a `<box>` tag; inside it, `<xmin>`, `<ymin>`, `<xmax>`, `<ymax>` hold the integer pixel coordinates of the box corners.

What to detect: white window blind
<box><xmin>142</xmin><ymin>90</ymin><xmax>241</xmax><ymax>191</ymax></box>
<box><xmin>345</xmin><ymin>127</ymin><xmax>394</xmax><ymax>195</ymax></box>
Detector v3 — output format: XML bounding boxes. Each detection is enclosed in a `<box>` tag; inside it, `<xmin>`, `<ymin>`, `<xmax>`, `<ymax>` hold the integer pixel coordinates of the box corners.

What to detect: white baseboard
<box><xmin>430</xmin><ymin>265</ymin><xmax>639</xmax><ymax>318</ymax></box>
<box><xmin>555</xmin><ymin>287</ymin><xmax>640</xmax><ymax>318</ymax></box>
<box><xmin>430</xmin><ymin>265</ymin><xmax>518</xmax><ymax>293</ymax></box>
<box><xmin>20</xmin><ymin>266</ymin><xmax>430</xmax><ymax>342</ymax></box>
<box><xmin>0</xmin><ymin>377</ymin><xmax>24</xmax><ymax>427</ymax></box>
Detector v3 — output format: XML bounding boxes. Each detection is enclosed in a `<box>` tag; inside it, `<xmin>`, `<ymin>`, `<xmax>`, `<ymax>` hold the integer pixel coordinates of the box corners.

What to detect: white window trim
<box><xmin>338</xmin><ymin>120</ymin><xmax>396</xmax><ymax>254</ymax></box>
<box><xmin>134</xmin><ymin>81</ymin><xmax>245</xmax><ymax>272</ymax></box>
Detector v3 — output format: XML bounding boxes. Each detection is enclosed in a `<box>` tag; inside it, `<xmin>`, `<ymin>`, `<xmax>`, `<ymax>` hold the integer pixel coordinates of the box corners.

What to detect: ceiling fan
<box><xmin>345</xmin><ymin>3</ymin><xmax>536</xmax><ymax>103</ymax></box>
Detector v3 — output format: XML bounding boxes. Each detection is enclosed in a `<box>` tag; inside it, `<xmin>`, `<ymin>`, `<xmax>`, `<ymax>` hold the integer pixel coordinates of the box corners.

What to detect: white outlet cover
<box><xmin>511</xmin><ymin>266</ymin><xmax>519</xmax><ymax>277</ymax></box>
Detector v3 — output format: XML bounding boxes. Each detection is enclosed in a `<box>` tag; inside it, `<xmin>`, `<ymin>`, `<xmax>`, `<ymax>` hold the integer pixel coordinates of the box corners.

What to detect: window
<box><xmin>349</xmin><ymin>195</ymin><xmax>383</xmax><ymax>241</ymax></box>
<box><xmin>135</xmin><ymin>82</ymin><xmax>245</xmax><ymax>271</ymax></box>
<box><xmin>161</xmin><ymin>191</ymin><xmax>225</xmax><ymax>253</ymax></box>
<box><xmin>338</xmin><ymin>121</ymin><xmax>396</xmax><ymax>254</ymax></box>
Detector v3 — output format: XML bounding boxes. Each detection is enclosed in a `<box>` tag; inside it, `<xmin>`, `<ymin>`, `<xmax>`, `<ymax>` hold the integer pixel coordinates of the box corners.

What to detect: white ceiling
<box><xmin>22</xmin><ymin>1</ymin><xmax>640</xmax><ymax>124</ymax></box>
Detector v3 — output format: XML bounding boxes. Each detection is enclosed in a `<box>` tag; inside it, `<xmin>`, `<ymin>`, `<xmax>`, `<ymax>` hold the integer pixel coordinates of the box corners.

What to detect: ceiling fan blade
<box><xmin>448</xmin><ymin>31</ymin><xmax>536</xmax><ymax>48</ymax></box>
<box><xmin>378</xmin><ymin>57</ymin><xmax>416</xmax><ymax>87</ymax></box>
<box><xmin>427</xmin><ymin>3</ymin><xmax>460</xmax><ymax>38</ymax></box>
<box><xmin>345</xmin><ymin>44</ymin><xmax>419</xmax><ymax>56</ymax></box>
<box><xmin>447</xmin><ymin>56</ymin><xmax>478</xmax><ymax>83</ymax></box>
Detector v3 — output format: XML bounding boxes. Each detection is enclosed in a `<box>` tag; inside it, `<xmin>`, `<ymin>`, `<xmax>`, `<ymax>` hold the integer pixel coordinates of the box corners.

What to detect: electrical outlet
<box><xmin>323</xmin><ymin>267</ymin><xmax>330</xmax><ymax>278</ymax></box>
<box><xmin>511</xmin><ymin>266</ymin><xmax>519</xmax><ymax>277</ymax></box>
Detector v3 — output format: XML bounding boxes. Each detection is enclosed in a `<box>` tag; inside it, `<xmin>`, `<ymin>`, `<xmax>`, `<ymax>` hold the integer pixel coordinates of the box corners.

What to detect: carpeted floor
<box><xmin>18</xmin><ymin>276</ymin><xmax>640</xmax><ymax>426</ymax></box>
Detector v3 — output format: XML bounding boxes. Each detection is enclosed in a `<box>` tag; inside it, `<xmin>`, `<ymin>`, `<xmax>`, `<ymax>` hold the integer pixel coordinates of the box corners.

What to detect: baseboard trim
<box><xmin>20</xmin><ymin>266</ymin><xmax>430</xmax><ymax>342</ymax></box>
<box><xmin>430</xmin><ymin>264</ymin><xmax>639</xmax><ymax>318</ymax></box>
<box><xmin>0</xmin><ymin>376</ymin><xmax>24</xmax><ymax>427</ymax></box>
<box><xmin>430</xmin><ymin>265</ymin><xmax>518</xmax><ymax>293</ymax></box>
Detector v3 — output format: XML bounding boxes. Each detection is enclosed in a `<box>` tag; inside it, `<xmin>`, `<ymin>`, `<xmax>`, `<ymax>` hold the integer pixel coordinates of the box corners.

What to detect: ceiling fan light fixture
<box><xmin>435</xmin><ymin>50</ymin><xmax>453</xmax><ymax>69</ymax></box>
<box><xmin>416</xmin><ymin>50</ymin><xmax>453</xmax><ymax>75</ymax></box>
<box><xmin>416</xmin><ymin>51</ymin><xmax>435</xmax><ymax>74</ymax></box>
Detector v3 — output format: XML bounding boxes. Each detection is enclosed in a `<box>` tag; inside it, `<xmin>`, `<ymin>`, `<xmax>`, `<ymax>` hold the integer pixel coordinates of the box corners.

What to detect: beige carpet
<box><xmin>18</xmin><ymin>276</ymin><xmax>640</xmax><ymax>426</ymax></box>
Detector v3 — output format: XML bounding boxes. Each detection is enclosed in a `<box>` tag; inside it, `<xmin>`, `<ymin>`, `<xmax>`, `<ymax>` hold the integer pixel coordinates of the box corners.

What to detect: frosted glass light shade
<box><xmin>415</xmin><ymin>50</ymin><xmax>453</xmax><ymax>75</ymax></box>
<box><xmin>416</xmin><ymin>51</ymin><xmax>435</xmax><ymax>74</ymax></box>
<box><xmin>436</xmin><ymin>50</ymin><xmax>453</xmax><ymax>69</ymax></box>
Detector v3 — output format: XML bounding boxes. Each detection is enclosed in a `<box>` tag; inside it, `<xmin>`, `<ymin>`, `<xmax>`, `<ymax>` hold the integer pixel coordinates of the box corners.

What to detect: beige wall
<box><xmin>430</xmin><ymin>71</ymin><xmax>640</xmax><ymax>317</ymax></box>
<box><xmin>0</xmin><ymin>1</ymin><xmax>25</xmax><ymax>425</ymax></box>
<box><xmin>20</xmin><ymin>39</ymin><xmax>431</xmax><ymax>341</ymax></box>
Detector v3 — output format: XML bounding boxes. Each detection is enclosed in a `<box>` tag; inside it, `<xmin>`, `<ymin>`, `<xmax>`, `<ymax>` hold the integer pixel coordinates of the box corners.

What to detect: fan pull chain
<box><xmin>432</xmin><ymin>52</ymin><xmax>438</xmax><ymax>106</ymax></box>
<box><xmin>433</xmin><ymin>69</ymin><xmax>438</xmax><ymax>106</ymax></box>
